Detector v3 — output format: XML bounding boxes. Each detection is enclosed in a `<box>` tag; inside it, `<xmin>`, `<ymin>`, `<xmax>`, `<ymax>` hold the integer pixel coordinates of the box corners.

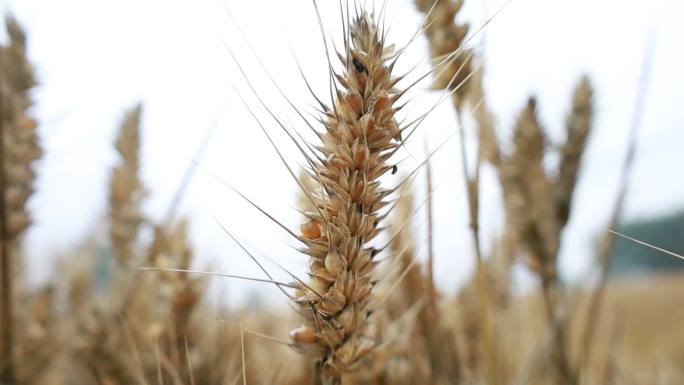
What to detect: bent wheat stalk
<box><xmin>288</xmin><ymin>10</ymin><xmax>404</xmax><ymax>385</ymax></box>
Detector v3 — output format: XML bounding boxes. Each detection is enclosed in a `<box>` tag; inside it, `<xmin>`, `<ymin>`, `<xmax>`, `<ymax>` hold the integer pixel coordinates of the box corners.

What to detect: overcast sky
<box><xmin>2</xmin><ymin>0</ymin><xmax>683</xmax><ymax>304</ymax></box>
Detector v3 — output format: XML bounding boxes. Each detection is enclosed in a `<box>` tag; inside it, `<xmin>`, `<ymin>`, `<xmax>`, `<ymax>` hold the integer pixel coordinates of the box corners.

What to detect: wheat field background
<box><xmin>0</xmin><ymin>0</ymin><xmax>683</xmax><ymax>384</ymax></box>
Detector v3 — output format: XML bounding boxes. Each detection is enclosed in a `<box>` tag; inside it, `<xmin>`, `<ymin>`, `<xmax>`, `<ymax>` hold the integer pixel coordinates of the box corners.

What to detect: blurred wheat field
<box><xmin>1</xmin><ymin>1</ymin><xmax>683</xmax><ymax>385</ymax></box>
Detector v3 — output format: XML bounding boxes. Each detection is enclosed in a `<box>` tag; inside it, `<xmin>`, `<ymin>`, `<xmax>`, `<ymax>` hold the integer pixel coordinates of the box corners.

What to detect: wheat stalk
<box><xmin>288</xmin><ymin>10</ymin><xmax>405</xmax><ymax>384</ymax></box>
<box><xmin>413</xmin><ymin>1</ymin><xmax>503</xmax><ymax>382</ymax></box>
<box><xmin>579</xmin><ymin>29</ymin><xmax>655</xmax><ymax>375</ymax></box>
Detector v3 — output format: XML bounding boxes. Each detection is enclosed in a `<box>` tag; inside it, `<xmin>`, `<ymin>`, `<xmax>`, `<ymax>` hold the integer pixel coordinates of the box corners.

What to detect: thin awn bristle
<box><xmin>606</xmin><ymin>230</ymin><xmax>684</xmax><ymax>261</ymax></box>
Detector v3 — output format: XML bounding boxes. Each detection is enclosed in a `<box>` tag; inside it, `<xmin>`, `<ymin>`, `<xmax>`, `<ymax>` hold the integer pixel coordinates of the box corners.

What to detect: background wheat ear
<box><xmin>497</xmin><ymin>78</ymin><xmax>595</xmax><ymax>384</ymax></box>
<box><xmin>63</xmin><ymin>104</ymin><xmax>148</xmax><ymax>385</ymax></box>
<box><xmin>415</xmin><ymin>0</ymin><xmax>472</xmax><ymax>109</ymax></box>
<box><xmin>1</xmin><ymin>15</ymin><xmax>42</xmax><ymax>384</ymax></box>
<box><xmin>555</xmin><ymin>76</ymin><xmax>594</xmax><ymax>228</ymax></box>
<box><xmin>288</xmin><ymin>10</ymin><xmax>405</xmax><ymax>385</ymax></box>
<box><xmin>109</xmin><ymin>103</ymin><xmax>144</xmax><ymax>267</ymax></box>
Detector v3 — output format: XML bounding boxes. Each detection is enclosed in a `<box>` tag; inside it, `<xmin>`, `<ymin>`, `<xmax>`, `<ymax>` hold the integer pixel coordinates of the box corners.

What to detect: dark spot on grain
<box><xmin>353</xmin><ymin>57</ymin><xmax>366</xmax><ymax>73</ymax></box>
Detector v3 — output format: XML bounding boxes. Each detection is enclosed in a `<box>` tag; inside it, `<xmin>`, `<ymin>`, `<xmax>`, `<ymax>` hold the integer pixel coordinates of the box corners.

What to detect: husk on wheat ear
<box><xmin>287</xmin><ymin>10</ymin><xmax>406</xmax><ymax>384</ymax></box>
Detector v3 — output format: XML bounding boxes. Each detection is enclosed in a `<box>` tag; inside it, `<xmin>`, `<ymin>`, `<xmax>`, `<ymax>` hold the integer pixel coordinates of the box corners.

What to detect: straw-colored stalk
<box><xmin>289</xmin><ymin>12</ymin><xmax>404</xmax><ymax>384</ymax></box>
<box><xmin>414</xmin><ymin>1</ymin><xmax>501</xmax><ymax>382</ymax></box>
<box><xmin>468</xmin><ymin>70</ymin><xmax>517</xmax><ymax>310</ymax></box>
<box><xmin>0</xmin><ymin>16</ymin><xmax>42</xmax><ymax>383</ymax></box>
<box><xmin>578</xmin><ymin>38</ymin><xmax>652</xmax><ymax>376</ymax></box>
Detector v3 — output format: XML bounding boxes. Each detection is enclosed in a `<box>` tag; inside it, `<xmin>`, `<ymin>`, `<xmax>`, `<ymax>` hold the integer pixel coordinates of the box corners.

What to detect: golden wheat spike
<box><xmin>0</xmin><ymin>15</ymin><xmax>42</xmax><ymax>383</ymax></box>
<box><xmin>414</xmin><ymin>0</ymin><xmax>472</xmax><ymax>109</ymax></box>
<box><xmin>505</xmin><ymin>98</ymin><xmax>558</xmax><ymax>276</ymax></box>
<box><xmin>0</xmin><ymin>16</ymin><xmax>41</xmax><ymax>253</ymax></box>
<box><xmin>108</xmin><ymin>104</ymin><xmax>144</xmax><ymax>266</ymax></box>
<box><xmin>555</xmin><ymin>76</ymin><xmax>594</xmax><ymax>227</ymax></box>
<box><xmin>289</xmin><ymin>10</ymin><xmax>405</xmax><ymax>384</ymax></box>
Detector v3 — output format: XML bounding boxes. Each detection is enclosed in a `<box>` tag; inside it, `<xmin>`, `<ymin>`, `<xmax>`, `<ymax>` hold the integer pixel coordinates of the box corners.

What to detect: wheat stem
<box><xmin>578</xmin><ymin>28</ymin><xmax>656</xmax><ymax>375</ymax></box>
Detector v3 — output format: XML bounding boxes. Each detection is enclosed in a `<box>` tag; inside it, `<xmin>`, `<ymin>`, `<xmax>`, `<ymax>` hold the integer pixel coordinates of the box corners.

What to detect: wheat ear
<box><xmin>555</xmin><ymin>76</ymin><xmax>593</xmax><ymax>227</ymax></box>
<box><xmin>147</xmin><ymin>219</ymin><xmax>202</xmax><ymax>373</ymax></box>
<box><xmin>506</xmin><ymin>90</ymin><xmax>597</xmax><ymax>384</ymax></box>
<box><xmin>109</xmin><ymin>104</ymin><xmax>144</xmax><ymax>266</ymax></box>
<box><xmin>414</xmin><ymin>0</ymin><xmax>472</xmax><ymax>108</ymax></box>
<box><xmin>0</xmin><ymin>16</ymin><xmax>42</xmax><ymax>383</ymax></box>
<box><xmin>288</xmin><ymin>11</ymin><xmax>403</xmax><ymax>384</ymax></box>
<box><xmin>69</xmin><ymin>105</ymin><xmax>146</xmax><ymax>384</ymax></box>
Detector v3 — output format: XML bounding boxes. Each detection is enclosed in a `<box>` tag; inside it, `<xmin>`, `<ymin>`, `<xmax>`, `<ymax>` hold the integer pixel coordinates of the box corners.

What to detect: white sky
<box><xmin>2</xmin><ymin>0</ymin><xmax>683</xmax><ymax>304</ymax></box>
